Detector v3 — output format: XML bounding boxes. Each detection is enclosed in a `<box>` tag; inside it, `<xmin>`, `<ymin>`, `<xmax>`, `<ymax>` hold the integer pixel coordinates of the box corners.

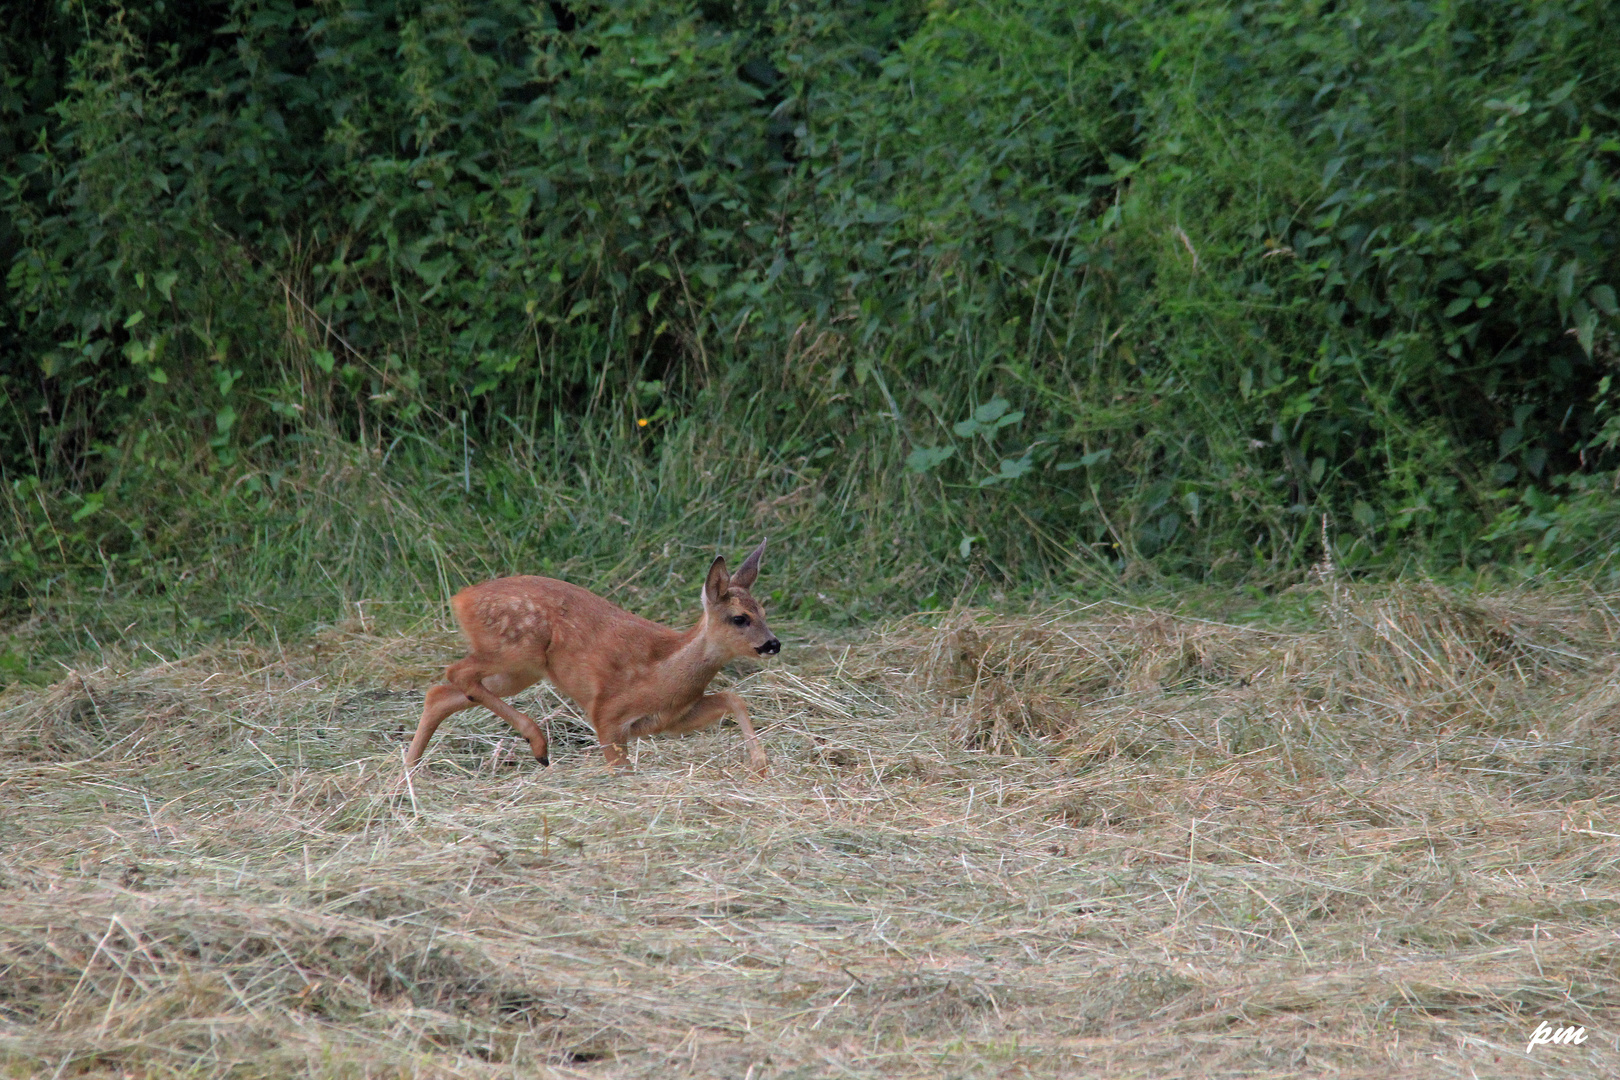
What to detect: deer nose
<box><xmin>756</xmin><ymin>638</ymin><xmax>780</xmax><ymax>656</ymax></box>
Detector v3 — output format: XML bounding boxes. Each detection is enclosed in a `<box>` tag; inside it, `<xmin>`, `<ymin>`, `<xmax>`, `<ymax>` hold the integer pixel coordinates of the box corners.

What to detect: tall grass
<box><xmin>2</xmin><ymin>412</ymin><xmax>995</xmax><ymax>683</ymax></box>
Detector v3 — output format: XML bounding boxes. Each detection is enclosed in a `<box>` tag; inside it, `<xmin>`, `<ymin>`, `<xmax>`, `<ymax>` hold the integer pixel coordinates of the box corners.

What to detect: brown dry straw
<box><xmin>3</xmin><ymin>584</ymin><xmax>1620</xmax><ymax>1077</ymax></box>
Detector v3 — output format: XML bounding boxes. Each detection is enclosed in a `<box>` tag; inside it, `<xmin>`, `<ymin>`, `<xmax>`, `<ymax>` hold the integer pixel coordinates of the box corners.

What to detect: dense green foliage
<box><xmin>4</xmin><ymin>0</ymin><xmax>1620</xmax><ymax>642</ymax></box>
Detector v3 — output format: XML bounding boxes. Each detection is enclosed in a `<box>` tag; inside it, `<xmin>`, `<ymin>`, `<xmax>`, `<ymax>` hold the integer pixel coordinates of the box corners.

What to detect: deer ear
<box><xmin>702</xmin><ymin>556</ymin><xmax>730</xmax><ymax>608</ymax></box>
<box><xmin>731</xmin><ymin>537</ymin><xmax>767</xmax><ymax>591</ymax></box>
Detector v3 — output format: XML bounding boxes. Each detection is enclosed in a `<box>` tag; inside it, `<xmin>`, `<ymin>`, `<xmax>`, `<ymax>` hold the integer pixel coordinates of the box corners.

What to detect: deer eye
<box><xmin>730</xmin><ymin>614</ymin><xmax>751</xmax><ymax>627</ymax></box>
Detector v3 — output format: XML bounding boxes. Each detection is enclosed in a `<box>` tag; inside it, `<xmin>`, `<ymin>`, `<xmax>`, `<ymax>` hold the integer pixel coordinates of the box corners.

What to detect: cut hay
<box><xmin>870</xmin><ymin>585</ymin><xmax>1618</xmax><ymax>765</ymax></box>
<box><xmin>3</xmin><ymin>584</ymin><xmax>1619</xmax><ymax>1077</ymax></box>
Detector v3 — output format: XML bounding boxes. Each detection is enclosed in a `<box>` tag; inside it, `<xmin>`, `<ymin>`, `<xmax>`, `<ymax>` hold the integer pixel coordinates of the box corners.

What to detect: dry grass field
<box><xmin>4</xmin><ymin>583</ymin><xmax>1620</xmax><ymax>1078</ymax></box>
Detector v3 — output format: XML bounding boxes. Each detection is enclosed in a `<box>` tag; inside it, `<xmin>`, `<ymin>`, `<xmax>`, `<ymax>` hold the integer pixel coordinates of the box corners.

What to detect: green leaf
<box><xmin>998</xmin><ymin>454</ymin><xmax>1032</xmax><ymax>479</ymax></box>
<box><xmin>312</xmin><ymin>349</ymin><xmax>336</xmax><ymax>374</ymax></box>
<box><xmin>905</xmin><ymin>445</ymin><xmax>955</xmax><ymax>473</ymax></box>
<box><xmin>123</xmin><ymin>310</ymin><xmax>145</xmax><ymax>329</ymax></box>
<box><xmin>70</xmin><ymin>493</ymin><xmax>104</xmax><ymax>522</ymax></box>
<box><xmin>974</xmin><ymin>397</ymin><xmax>1010</xmax><ymax>424</ymax></box>
<box><xmin>953</xmin><ymin>397</ymin><xmax>1019</xmax><ymax>439</ymax></box>
<box><xmin>977</xmin><ymin>454</ymin><xmax>1032</xmax><ymax>486</ymax></box>
<box><xmin>1556</xmin><ymin>259</ymin><xmax>1578</xmax><ymax>303</ymax></box>
<box><xmin>1591</xmin><ymin>285</ymin><xmax>1619</xmax><ymax>317</ymax></box>
<box><xmin>154</xmin><ymin>271</ymin><xmax>179</xmax><ymax>301</ymax></box>
<box><xmin>1575</xmin><ymin>303</ymin><xmax>1598</xmax><ymax>356</ymax></box>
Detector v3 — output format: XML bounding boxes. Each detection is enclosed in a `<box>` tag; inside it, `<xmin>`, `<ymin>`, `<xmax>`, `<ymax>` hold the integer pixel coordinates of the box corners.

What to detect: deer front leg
<box><xmin>619</xmin><ymin>691</ymin><xmax>769</xmax><ymax>776</ymax></box>
<box><xmin>599</xmin><ymin>739</ymin><xmax>631</xmax><ymax>771</ymax></box>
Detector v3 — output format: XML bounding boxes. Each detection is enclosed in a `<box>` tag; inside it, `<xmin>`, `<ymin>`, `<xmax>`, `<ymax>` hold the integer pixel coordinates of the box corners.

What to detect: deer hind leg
<box><xmin>437</xmin><ymin>660</ymin><xmax>550</xmax><ymax>766</ymax></box>
<box><xmin>407</xmin><ymin>684</ymin><xmax>474</xmax><ymax>766</ymax></box>
<box><xmin>618</xmin><ymin>691</ymin><xmax>769</xmax><ymax>777</ymax></box>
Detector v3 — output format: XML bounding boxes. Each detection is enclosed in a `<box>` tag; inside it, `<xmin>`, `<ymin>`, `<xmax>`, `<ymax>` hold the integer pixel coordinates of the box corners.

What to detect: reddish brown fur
<box><xmin>406</xmin><ymin>539</ymin><xmax>779</xmax><ymax>775</ymax></box>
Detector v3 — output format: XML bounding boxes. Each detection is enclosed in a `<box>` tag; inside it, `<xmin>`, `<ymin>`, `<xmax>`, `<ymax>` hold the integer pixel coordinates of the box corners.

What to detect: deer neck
<box><xmin>666</xmin><ymin>618</ymin><xmax>730</xmax><ymax>693</ymax></box>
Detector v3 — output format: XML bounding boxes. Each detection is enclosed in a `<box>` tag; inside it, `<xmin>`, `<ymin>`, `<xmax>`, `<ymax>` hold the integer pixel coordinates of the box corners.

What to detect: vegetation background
<box><xmin>4</xmin><ymin>0</ymin><xmax>1620</xmax><ymax>672</ymax></box>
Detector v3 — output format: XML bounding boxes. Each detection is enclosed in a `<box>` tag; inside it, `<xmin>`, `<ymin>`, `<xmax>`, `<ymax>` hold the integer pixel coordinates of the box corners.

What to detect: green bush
<box><xmin>3</xmin><ymin>0</ymin><xmax>1619</xmax><ymax>621</ymax></box>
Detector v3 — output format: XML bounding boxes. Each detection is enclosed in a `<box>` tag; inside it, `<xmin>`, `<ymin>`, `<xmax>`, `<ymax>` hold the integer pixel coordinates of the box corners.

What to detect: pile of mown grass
<box><xmin>2</xmin><ymin>584</ymin><xmax>1618</xmax><ymax>1077</ymax></box>
<box><xmin>876</xmin><ymin>584</ymin><xmax>1619</xmax><ymax>785</ymax></box>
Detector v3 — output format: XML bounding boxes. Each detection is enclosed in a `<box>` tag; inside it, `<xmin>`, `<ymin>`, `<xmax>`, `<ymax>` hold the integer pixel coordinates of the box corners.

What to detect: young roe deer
<box><xmin>406</xmin><ymin>539</ymin><xmax>780</xmax><ymax>775</ymax></box>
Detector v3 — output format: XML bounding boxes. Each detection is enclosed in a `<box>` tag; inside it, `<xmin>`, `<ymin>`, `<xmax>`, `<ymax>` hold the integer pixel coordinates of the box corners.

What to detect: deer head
<box><xmin>701</xmin><ymin>538</ymin><xmax>779</xmax><ymax>658</ymax></box>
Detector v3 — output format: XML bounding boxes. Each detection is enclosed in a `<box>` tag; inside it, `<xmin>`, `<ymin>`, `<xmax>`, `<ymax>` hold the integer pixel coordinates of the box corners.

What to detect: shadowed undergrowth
<box><xmin>8</xmin><ymin>0</ymin><xmax>1620</xmax><ymax>620</ymax></box>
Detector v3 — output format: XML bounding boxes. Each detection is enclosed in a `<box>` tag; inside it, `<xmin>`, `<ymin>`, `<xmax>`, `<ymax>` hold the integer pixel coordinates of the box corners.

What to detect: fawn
<box><xmin>406</xmin><ymin>539</ymin><xmax>779</xmax><ymax>775</ymax></box>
